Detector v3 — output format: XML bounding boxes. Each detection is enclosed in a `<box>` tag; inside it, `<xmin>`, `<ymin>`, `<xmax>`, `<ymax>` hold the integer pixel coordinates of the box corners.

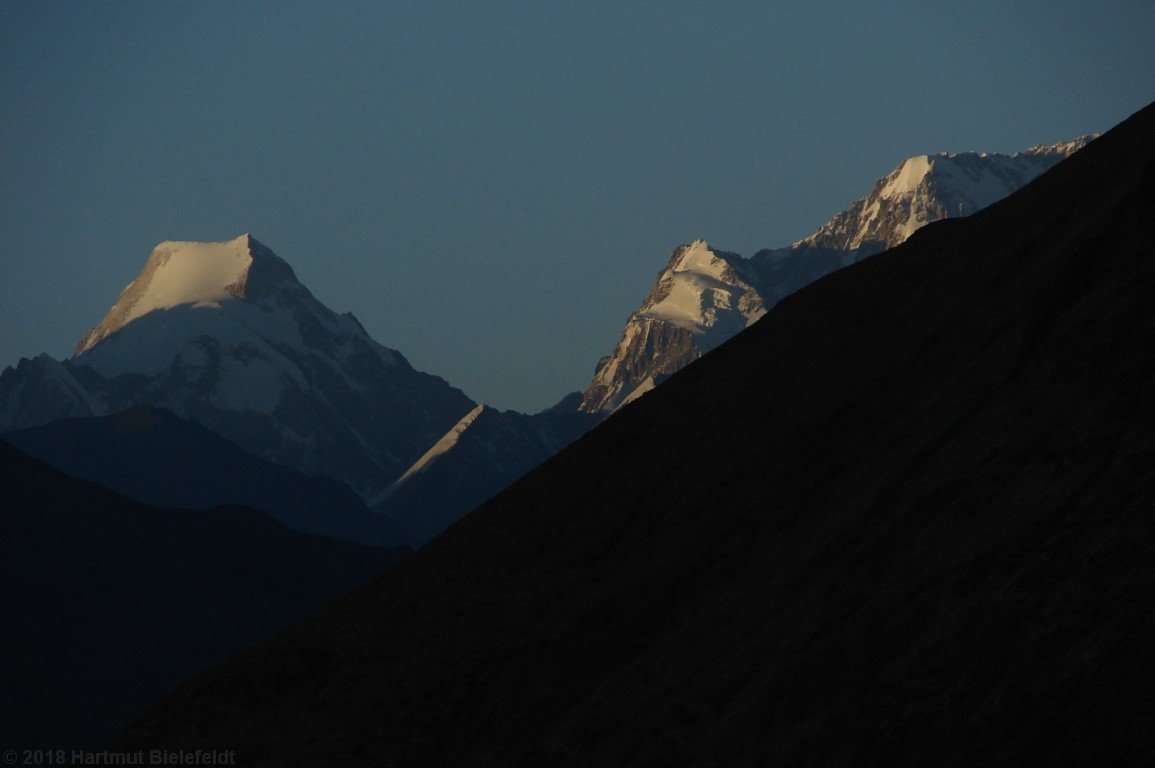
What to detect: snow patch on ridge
<box><xmin>640</xmin><ymin>240</ymin><xmax>764</xmax><ymax>337</ymax></box>
<box><xmin>75</xmin><ymin>235</ymin><xmax>259</xmax><ymax>356</ymax></box>
<box><xmin>882</xmin><ymin>154</ymin><xmax>932</xmax><ymax>199</ymax></box>
<box><xmin>125</xmin><ymin>236</ymin><xmax>253</xmax><ymax>317</ymax></box>
<box><xmin>582</xmin><ymin>135</ymin><xmax>1096</xmax><ymax>414</ymax></box>
<box><xmin>371</xmin><ymin>403</ymin><xmax>487</xmax><ymax>505</ymax></box>
<box><xmin>616</xmin><ymin>376</ymin><xmax>659</xmax><ymax>410</ymax></box>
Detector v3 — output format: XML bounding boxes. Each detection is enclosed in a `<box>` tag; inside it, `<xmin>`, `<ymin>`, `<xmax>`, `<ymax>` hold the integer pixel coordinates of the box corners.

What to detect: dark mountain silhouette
<box><xmin>4</xmin><ymin>405</ymin><xmax>404</xmax><ymax>545</ymax></box>
<box><xmin>113</xmin><ymin>102</ymin><xmax>1155</xmax><ymax>766</ymax></box>
<box><xmin>0</xmin><ymin>440</ymin><xmax>407</xmax><ymax>751</ymax></box>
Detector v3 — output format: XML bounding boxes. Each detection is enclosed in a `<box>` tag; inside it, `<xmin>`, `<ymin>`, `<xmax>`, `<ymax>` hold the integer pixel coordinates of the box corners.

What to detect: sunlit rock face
<box><xmin>0</xmin><ymin>234</ymin><xmax>476</xmax><ymax>500</ymax></box>
<box><xmin>372</xmin><ymin>399</ymin><xmax>601</xmax><ymax>547</ymax></box>
<box><xmin>581</xmin><ymin>137</ymin><xmax>1094</xmax><ymax>412</ymax></box>
<box><xmin>580</xmin><ymin>240</ymin><xmax>762</xmax><ymax>413</ymax></box>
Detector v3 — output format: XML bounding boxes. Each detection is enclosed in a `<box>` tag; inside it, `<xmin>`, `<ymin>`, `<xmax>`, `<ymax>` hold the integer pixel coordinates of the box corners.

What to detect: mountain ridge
<box><xmin>371</xmin><ymin>398</ymin><xmax>601</xmax><ymax>546</ymax></box>
<box><xmin>4</xmin><ymin>405</ymin><xmax>405</xmax><ymax>545</ymax></box>
<box><xmin>0</xmin><ymin>236</ymin><xmax>477</xmax><ymax>500</ymax></box>
<box><xmin>110</xmin><ymin>104</ymin><xmax>1155</xmax><ymax>766</ymax></box>
<box><xmin>581</xmin><ymin>136</ymin><xmax>1094</xmax><ymax>412</ymax></box>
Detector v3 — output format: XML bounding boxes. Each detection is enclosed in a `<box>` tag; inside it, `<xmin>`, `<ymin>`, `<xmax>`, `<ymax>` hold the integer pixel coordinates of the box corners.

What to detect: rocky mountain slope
<box><xmin>0</xmin><ymin>234</ymin><xmax>602</xmax><ymax>548</ymax></box>
<box><xmin>581</xmin><ymin>240</ymin><xmax>764</xmax><ymax>412</ymax></box>
<box><xmin>0</xmin><ymin>439</ymin><xmax>407</xmax><ymax>751</ymax></box>
<box><xmin>111</xmin><ymin>104</ymin><xmax>1154</xmax><ymax>766</ymax></box>
<box><xmin>4</xmin><ymin>405</ymin><xmax>404</xmax><ymax>545</ymax></box>
<box><xmin>0</xmin><ymin>235</ymin><xmax>476</xmax><ymax>499</ymax></box>
<box><xmin>372</xmin><ymin>395</ymin><xmax>601</xmax><ymax>546</ymax></box>
<box><xmin>581</xmin><ymin>137</ymin><xmax>1094</xmax><ymax>412</ymax></box>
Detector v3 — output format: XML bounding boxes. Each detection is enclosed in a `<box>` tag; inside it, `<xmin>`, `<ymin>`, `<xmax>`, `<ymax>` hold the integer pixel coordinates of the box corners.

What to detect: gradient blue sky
<box><xmin>2</xmin><ymin>1</ymin><xmax>1152</xmax><ymax>411</ymax></box>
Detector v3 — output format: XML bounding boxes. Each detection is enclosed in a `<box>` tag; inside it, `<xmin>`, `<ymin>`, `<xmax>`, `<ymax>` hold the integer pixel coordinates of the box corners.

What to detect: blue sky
<box><xmin>2</xmin><ymin>1</ymin><xmax>1152</xmax><ymax>411</ymax></box>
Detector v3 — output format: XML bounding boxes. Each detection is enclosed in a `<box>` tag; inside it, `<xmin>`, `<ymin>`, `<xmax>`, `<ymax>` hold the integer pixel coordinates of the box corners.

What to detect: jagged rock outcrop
<box><xmin>581</xmin><ymin>240</ymin><xmax>763</xmax><ymax>412</ymax></box>
<box><xmin>581</xmin><ymin>137</ymin><xmax>1095</xmax><ymax>412</ymax></box>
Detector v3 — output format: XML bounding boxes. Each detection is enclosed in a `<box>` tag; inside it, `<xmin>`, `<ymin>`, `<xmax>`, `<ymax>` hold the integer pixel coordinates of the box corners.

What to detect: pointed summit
<box><xmin>580</xmin><ymin>240</ymin><xmax>763</xmax><ymax>412</ymax></box>
<box><xmin>74</xmin><ymin>234</ymin><xmax>303</xmax><ymax>356</ymax></box>
<box><xmin>581</xmin><ymin>136</ymin><xmax>1093</xmax><ymax>413</ymax></box>
<box><xmin>0</xmin><ymin>235</ymin><xmax>478</xmax><ymax>500</ymax></box>
<box><xmin>790</xmin><ymin>139</ymin><xmax>1091</xmax><ymax>256</ymax></box>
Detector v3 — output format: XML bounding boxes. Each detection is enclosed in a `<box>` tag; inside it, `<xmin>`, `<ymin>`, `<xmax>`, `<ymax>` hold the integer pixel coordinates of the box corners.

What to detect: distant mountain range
<box><xmin>0</xmin><ymin>236</ymin><xmax>586</xmax><ymax>545</ymax></box>
<box><xmin>4</xmin><ymin>405</ymin><xmax>404</xmax><ymax>545</ymax></box>
<box><xmin>0</xmin><ymin>136</ymin><xmax>1096</xmax><ymax>549</ymax></box>
<box><xmin>108</xmin><ymin>102</ymin><xmax>1155</xmax><ymax>767</ymax></box>
<box><xmin>0</xmin><ymin>234</ymin><xmax>476</xmax><ymax>500</ymax></box>
<box><xmin>580</xmin><ymin>137</ymin><xmax>1094</xmax><ymax>411</ymax></box>
<box><xmin>338</xmin><ymin>136</ymin><xmax>1100</xmax><ymax>543</ymax></box>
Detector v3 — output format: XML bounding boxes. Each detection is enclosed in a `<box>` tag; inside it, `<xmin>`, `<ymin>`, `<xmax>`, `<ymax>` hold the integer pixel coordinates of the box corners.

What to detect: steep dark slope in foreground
<box><xmin>0</xmin><ymin>442</ymin><xmax>406</xmax><ymax>751</ymax></box>
<box><xmin>116</xmin><ymin>103</ymin><xmax>1155</xmax><ymax>766</ymax></box>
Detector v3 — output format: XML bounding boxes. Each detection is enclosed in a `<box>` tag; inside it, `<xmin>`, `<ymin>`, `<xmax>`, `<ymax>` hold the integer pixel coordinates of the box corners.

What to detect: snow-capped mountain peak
<box><xmin>639</xmin><ymin>239</ymin><xmax>765</xmax><ymax>338</ymax></box>
<box><xmin>787</xmin><ymin>137</ymin><xmax>1094</xmax><ymax>258</ymax></box>
<box><xmin>70</xmin><ymin>234</ymin><xmax>401</xmax><ymax>385</ymax></box>
<box><xmin>582</xmin><ymin>135</ymin><xmax>1095</xmax><ymax>413</ymax></box>
<box><xmin>75</xmin><ymin>234</ymin><xmax>301</xmax><ymax>356</ymax></box>
<box><xmin>880</xmin><ymin>154</ymin><xmax>933</xmax><ymax>200</ymax></box>
<box><xmin>2</xmin><ymin>235</ymin><xmax>476</xmax><ymax>502</ymax></box>
<box><xmin>579</xmin><ymin>240</ymin><xmax>764</xmax><ymax>412</ymax></box>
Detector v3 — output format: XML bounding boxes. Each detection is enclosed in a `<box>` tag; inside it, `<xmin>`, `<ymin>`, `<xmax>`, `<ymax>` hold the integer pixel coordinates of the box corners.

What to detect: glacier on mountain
<box><xmin>580</xmin><ymin>136</ymin><xmax>1096</xmax><ymax>412</ymax></box>
<box><xmin>0</xmin><ymin>234</ymin><xmax>476</xmax><ymax>500</ymax></box>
